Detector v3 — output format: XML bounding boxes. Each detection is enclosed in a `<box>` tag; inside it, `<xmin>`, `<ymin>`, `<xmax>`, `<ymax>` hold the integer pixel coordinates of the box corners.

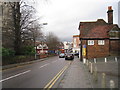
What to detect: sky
<box><xmin>29</xmin><ymin>0</ymin><xmax>120</xmax><ymax>42</ymax></box>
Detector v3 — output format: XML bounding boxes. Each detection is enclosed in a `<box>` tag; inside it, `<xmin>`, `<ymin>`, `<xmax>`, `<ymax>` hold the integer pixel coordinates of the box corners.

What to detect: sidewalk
<box><xmin>58</xmin><ymin>56</ymin><xmax>119</xmax><ymax>88</ymax></box>
<box><xmin>88</xmin><ymin>56</ymin><xmax>119</xmax><ymax>88</ymax></box>
<box><xmin>58</xmin><ymin>57</ymin><xmax>93</xmax><ymax>88</ymax></box>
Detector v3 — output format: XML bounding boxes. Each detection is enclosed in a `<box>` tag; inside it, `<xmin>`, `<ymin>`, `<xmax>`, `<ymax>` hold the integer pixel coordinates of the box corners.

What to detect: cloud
<box><xmin>33</xmin><ymin>0</ymin><xmax>119</xmax><ymax>42</ymax></box>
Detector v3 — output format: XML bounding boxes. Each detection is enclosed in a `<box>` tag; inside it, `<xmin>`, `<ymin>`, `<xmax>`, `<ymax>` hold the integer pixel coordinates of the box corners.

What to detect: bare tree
<box><xmin>46</xmin><ymin>32</ymin><xmax>61</xmax><ymax>52</ymax></box>
<box><xmin>2</xmin><ymin>1</ymin><xmax>44</xmax><ymax>55</ymax></box>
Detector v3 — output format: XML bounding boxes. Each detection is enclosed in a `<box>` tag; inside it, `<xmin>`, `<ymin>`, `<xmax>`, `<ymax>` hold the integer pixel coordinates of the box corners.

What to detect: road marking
<box><xmin>49</xmin><ymin>66</ymin><xmax>68</xmax><ymax>88</ymax></box>
<box><xmin>39</xmin><ymin>63</ymin><xmax>50</xmax><ymax>69</ymax></box>
<box><xmin>1</xmin><ymin>58</ymin><xmax>47</xmax><ymax>72</ymax></box>
<box><xmin>0</xmin><ymin>70</ymin><xmax>31</xmax><ymax>82</ymax></box>
<box><xmin>44</xmin><ymin>66</ymin><xmax>65</xmax><ymax>88</ymax></box>
<box><xmin>44</xmin><ymin>62</ymin><xmax>71</xmax><ymax>88</ymax></box>
<box><xmin>52</xmin><ymin>60</ymin><xmax>57</xmax><ymax>63</ymax></box>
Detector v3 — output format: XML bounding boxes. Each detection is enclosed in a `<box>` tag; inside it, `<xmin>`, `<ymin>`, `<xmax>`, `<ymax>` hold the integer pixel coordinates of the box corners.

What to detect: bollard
<box><xmin>115</xmin><ymin>57</ymin><xmax>117</xmax><ymax>62</ymax></box>
<box><xmin>86</xmin><ymin>60</ymin><xmax>89</xmax><ymax>66</ymax></box>
<box><xmin>110</xmin><ymin>80</ymin><xmax>115</xmax><ymax>89</ymax></box>
<box><xmin>85</xmin><ymin>59</ymin><xmax>87</xmax><ymax>65</ymax></box>
<box><xmin>88</xmin><ymin>62</ymin><xmax>91</xmax><ymax>72</ymax></box>
<box><xmin>83</xmin><ymin>58</ymin><xmax>86</xmax><ymax>64</ymax></box>
<box><xmin>105</xmin><ymin>58</ymin><xmax>107</xmax><ymax>63</ymax></box>
<box><xmin>94</xmin><ymin>58</ymin><xmax>97</xmax><ymax>63</ymax></box>
<box><xmin>90</xmin><ymin>63</ymin><xmax>93</xmax><ymax>74</ymax></box>
<box><xmin>101</xmin><ymin>73</ymin><xmax>106</xmax><ymax>88</ymax></box>
<box><xmin>93</xmin><ymin>66</ymin><xmax>98</xmax><ymax>82</ymax></box>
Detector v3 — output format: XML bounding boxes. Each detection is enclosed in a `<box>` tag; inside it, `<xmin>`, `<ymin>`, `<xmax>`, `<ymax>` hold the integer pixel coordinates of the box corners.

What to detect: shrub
<box><xmin>2</xmin><ymin>47</ymin><xmax>15</xmax><ymax>57</ymax></box>
<box><xmin>21</xmin><ymin>46</ymin><xmax>35</xmax><ymax>55</ymax></box>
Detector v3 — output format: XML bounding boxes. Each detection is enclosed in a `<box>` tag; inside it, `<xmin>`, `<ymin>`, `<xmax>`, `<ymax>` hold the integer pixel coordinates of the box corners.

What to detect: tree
<box><xmin>2</xmin><ymin>1</ymin><xmax>44</xmax><ymax>55</ymax></box>
<box><xmin>46</xmin><ymin>32</ymin><xmax>61</xmax><ymax>52</ymax></box>
<box><xmin>2</xmin><ymin>2</ymin><xmax>21</xmax><ymax>55</ymax></box>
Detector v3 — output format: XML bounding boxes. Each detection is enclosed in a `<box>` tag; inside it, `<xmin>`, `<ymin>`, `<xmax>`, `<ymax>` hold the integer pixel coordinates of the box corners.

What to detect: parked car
<box><xmin>59</xmin><ymin>53</ymin><xmax>65</xmax><ymax>58</ymax></box>
<box><xmin>65</xmin><ymin>53</ymin><xmax>74</xmax><ymax>60</ymax></box>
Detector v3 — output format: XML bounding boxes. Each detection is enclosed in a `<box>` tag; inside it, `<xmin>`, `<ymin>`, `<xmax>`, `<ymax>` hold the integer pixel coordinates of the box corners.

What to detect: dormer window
<box><xmin>109</xmin><ymin>26</ymin><xmax>120</xmax><ymax>39</ymax></box>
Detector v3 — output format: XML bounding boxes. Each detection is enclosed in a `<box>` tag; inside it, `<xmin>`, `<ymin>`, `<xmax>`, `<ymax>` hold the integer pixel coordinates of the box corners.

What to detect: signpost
<box><xmin>82</xmin><ymin>45</ymin><xmax>86</xmax><ymax>64</ymax></box>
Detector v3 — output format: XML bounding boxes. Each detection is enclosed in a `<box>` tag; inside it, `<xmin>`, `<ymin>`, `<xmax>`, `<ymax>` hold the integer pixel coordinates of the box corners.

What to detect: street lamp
<box><xmin>35</xmin><ymin>23</ymin><xmax>48</xmax><ymax>60</ymax></box>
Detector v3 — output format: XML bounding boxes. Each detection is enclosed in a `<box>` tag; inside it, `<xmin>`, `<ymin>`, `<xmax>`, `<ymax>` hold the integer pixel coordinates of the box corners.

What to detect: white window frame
<box><xmin>88</xmin><ymin>40</ymin><xmax>94</xmax><ymax>45</ymax></box>
<box><xmin>98</xmin><ymin>40</ymin><xmax>105</xmax><ymax>45</ymax></box>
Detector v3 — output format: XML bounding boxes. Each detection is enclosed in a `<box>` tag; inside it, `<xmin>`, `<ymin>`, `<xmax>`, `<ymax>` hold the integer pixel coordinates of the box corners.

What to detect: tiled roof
<box><xmin>79</xmin><ymin>19</ymin><xmax>120</xmax><ymax>39</ymax></box>
<box><xmin>83</xmin><ymin>25</ymin><xmax>113</xmax><ymax>38</ymax></box>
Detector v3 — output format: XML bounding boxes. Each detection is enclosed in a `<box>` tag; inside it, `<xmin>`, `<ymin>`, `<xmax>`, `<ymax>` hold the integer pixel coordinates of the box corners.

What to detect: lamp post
<box><xmin>34</xmin><ymin>23</ymin><xmax>48</xmax><ymax>60</ymax></box>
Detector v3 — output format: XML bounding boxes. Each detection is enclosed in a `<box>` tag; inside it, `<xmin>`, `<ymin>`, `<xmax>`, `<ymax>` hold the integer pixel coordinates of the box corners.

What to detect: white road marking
<box><xmin>0</xmin><ymin>70</ymin><xmax>31</xmax><ymax>82</ymax></box>
<box><xmin>39</xmin><ymin>63</ymin><xmax>50</xmax><ymax>68</ymax></box>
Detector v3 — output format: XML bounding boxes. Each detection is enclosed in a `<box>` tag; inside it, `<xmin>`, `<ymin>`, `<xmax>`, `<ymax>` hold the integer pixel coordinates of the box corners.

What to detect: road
<box><xmin>1</xmin><ymin>56</ymin><xmax>72</xmax><ymax>88</ymax></box>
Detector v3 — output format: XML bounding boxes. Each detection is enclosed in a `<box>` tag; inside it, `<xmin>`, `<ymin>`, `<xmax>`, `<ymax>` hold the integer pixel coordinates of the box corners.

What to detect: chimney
<box><xmin>107</xmin><ymin>6</ymin><xmax>113</xmax><ymax>24</ymax></box>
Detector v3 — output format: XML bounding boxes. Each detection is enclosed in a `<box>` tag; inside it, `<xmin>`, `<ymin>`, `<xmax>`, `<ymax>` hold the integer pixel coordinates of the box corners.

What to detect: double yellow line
<box><xmin>44</xmin><ymin>62</ymin><xmax>71</xmax><ymax>89</ymax></box>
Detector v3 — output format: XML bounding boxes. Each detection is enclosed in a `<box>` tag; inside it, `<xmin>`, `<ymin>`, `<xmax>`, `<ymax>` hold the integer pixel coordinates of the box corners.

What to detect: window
<box><xmin>88</xmin><ymin>40</ymin><xmax>94</xmax><ymax>45</ymax></box>
<box><xmin>98</xmin><ymin>40</ymin><xmax>105</xmax><ymax>45</ymax></box>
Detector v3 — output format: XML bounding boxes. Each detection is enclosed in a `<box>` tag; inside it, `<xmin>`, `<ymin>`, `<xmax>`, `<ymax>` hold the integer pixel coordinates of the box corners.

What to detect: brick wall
<box><xmin>82</xmin><ymin>39</ymin><xmax>110</xmax><ymax>59</ymax></box>
<box><xmin>110</xmin><ymin>40</ymin><xmax>120</xmax><ymax>55</ymax></box>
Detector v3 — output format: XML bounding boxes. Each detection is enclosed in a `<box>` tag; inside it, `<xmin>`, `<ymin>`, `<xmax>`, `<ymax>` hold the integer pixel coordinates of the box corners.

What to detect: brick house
<box><xmin>78</xmin><ymin>6</ymin><xmax>120</xmax><ymax>60</ymax></box>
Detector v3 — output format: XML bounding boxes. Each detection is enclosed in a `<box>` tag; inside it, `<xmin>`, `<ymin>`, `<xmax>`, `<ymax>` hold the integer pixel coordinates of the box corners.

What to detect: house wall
<box><xmin>82</xmin><ymin>39</ymin><xmax>110</xmax><ymax>59</ymax></box>
<box><xmin>110</xmin><ymin>40</ymin><xmax>120</xmax><ymax>55</ymax></box>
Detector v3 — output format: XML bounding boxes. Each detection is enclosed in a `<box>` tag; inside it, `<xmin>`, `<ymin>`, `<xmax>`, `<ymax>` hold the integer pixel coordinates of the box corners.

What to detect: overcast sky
<box><xmin>31</xmin><ymin>0</ymin><xmax>119</xmax><ymax>42</ymax></box>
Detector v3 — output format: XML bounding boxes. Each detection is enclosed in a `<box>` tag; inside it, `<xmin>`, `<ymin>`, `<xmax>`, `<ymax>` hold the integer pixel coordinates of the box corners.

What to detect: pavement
<box><xmin>88</xmin><ymin>56</ymin><xmax>120</xmax><ymax>88</ymax></box>
<box><xmin>58</xmin><ymin>57</ymin><xmax>93</xmax><ymax>88</ymax></box>
<box><xmin>58</xmin><ymin>56</ymin><xmax>119</xmax><ymax>88</ymax></box>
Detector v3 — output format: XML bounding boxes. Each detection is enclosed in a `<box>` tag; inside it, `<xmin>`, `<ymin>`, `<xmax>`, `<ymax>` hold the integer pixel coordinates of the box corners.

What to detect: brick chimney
<box><xmin>107</xmin><ymin>6</ymin><xmax>113</xmax><ymax>24</ymax></box>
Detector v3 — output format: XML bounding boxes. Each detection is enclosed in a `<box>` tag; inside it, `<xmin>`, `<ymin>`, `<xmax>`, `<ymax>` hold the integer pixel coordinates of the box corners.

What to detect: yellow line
<box><xmin>48</xmin><ymin>66</ymin><xmax>68</xmax><ymax>88</ymax></box>
<box><xmin>44</xmin><ymin>65</ymin><xmax>66</xmax><ymax>88</ymax></box>
<box><xmin>44</xmin><ymin>61</ymin><xmax>71</xmax><ymax>89</ymax></box>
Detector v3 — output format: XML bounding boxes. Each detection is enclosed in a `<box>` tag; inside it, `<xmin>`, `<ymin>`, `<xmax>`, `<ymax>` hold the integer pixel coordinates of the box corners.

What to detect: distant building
<box><xmin>36</xmin><ymin>42</ymin><xmax>48</xmax><ymax>54</ymax></box>
<box><xmin>73</xmin><ymin>35</ymin><xmax>80</xmax><ymax>53</ymax></box>
<box><xmin>2</xmin><ymin>2</ymin><xmax>16</xmax><ymax>49</ymax></box>
<box><xmin>78</xmin><ymin>6</ymin><xmax>120</xmax><ymax>60</ymax></box>
<box><xmin>59</xmin><ymin>42</ymin><xmax>64</xmax><ymax>53</ymax></box>
<box><xmin>63</xmin><ymin>41</ymin><xmax>73</xmax><ymax>53</ymax></box>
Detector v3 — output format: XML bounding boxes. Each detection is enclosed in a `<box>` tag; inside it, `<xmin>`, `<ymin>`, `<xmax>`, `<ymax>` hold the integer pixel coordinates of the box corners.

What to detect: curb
<box><xmin>2</xmin><ymin>58</ymin><xmax>48</xmax><ymax>70</ymax></box>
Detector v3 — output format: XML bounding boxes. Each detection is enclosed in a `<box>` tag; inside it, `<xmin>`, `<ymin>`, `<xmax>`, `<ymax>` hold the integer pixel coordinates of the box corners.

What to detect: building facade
<box><xmin>36</xmin><ymin>43</ymin><xmax>48</xmax><ymax>54</ymax></box>
<box><xmin>2</xmin><ymin>2</ymin><xmax>15</xmax><ymax>49</ymax></box>
<box><xmin>63</xmin><ymin>41</ymin><xmax>73</xmax><ymax>53</ymax></box>
<box><xmin>78</xmin><ymin>6</ymin><xmax>120</xmax><ymax>60</ymax></box>
<box><xmin>72</xmin><ymin>35</ymin><xmax>80</xmax><ymax>53</ymax></box>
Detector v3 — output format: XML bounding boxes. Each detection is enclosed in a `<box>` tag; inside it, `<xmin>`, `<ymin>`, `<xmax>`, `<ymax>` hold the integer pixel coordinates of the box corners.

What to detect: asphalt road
<box><xmin>1</xmin><ymin>56</ymin><xmax>72</xmax><ymax>88</ymax></box>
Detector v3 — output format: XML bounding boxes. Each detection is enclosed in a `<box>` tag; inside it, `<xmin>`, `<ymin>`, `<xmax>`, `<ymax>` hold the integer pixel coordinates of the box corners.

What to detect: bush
<box><xmin>2</xmin><ymin>47</ymin><xmax>15</xmax><ymax>57</ymax></box>
<box><xmin>21</xmin><ymin>46</ymin><xmax>35</xmax><ymax>55</ymax></box>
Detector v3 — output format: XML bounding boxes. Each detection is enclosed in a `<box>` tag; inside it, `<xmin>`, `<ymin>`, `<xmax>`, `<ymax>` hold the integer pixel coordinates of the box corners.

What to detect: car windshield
<box><xmin>60</xmin><ymin>53</ymin><xmax>64</xmax><ymax>55</ymax></box>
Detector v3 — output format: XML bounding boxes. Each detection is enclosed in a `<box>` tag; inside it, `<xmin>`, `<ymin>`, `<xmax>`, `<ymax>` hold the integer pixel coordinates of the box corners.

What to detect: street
<box><xmin>1</xmin><ymin>56</ymin><xmax>72</xmax><ymax>88</ymax></box>
<box><xmin>1</xmin><ymin>56</ymin><xmax>119</xmax><ymax>89</ymax></box>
